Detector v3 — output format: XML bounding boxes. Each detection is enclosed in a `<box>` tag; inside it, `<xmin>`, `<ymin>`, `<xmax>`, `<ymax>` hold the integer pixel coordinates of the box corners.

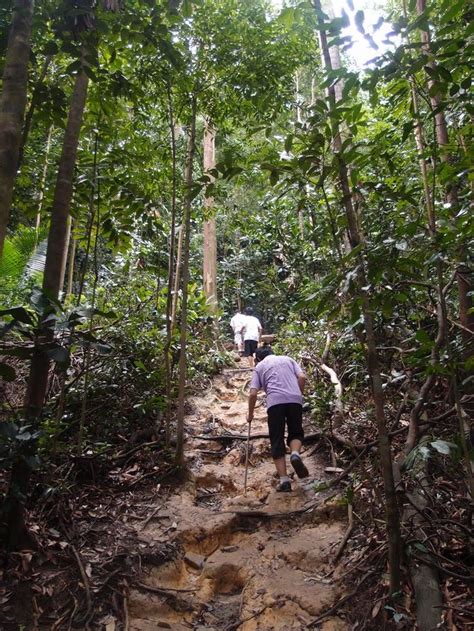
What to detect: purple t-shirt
<box><xmin>250</xmin><ymin>355</ymin><xmax>304</xmax><ymax>409</ymax></box>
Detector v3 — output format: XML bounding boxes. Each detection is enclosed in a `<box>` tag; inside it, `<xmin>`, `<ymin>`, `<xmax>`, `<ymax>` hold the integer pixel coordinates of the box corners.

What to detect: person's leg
<box><xmin>268</xmin><ymin>405</ymin><xmax>291</xmax><ymax>491</ymax></box>
<box><xmin>286</xmin><ymin>404</ymin><xmax>309</xmax><ymax>479</ymax></box>
<box><xmin>246</xmin><ymin>340</ymin><xmax>257</xmax><ymax>367</ymax></box>
<box><xmin>243</xmin><ymin>340</ymin><xmax>252</xmax><ymax>366</ymax></box>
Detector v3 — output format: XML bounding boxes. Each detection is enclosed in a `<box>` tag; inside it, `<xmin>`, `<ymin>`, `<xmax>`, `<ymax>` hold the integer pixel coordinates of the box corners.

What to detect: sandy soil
<box><xmin>127</xmin><ymin>367</ymin><xmax>349</xmax><ymax>630</ymax></box>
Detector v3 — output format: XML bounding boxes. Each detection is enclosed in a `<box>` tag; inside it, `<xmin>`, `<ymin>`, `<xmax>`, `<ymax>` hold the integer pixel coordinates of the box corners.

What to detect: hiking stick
<box><xmin>244</xmin><ymin>422</ymin><xmax>251</xmax><ymax>495</ymax></box>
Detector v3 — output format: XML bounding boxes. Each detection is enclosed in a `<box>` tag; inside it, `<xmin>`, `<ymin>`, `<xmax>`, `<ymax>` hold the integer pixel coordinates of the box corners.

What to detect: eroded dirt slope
<box><xmin>127</xmin><ymin>368</ymin><xmax>348</xmax><ymax>630</ymax></box>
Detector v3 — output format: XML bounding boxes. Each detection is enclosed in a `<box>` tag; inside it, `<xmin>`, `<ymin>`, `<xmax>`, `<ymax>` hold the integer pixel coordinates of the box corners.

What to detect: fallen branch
<box><xmin>141</xmin><ymin>505</ymin><xmax>164</xmax><ymax>530</ymax></box>
<box><xmin>71</xmin><ymin>545</ymin><xmax>93</xmax><ymax>625</ymax></box>
<box><xmin>334</xmin><ymin>502</ymin><xmax>354</xmax><ymax>563</ymax></box>
<box><xmin>307</xmin><ymin>570</ymin><xmax>377</xmax><ymax>628</ymax></box>
<box><xmin>112</xmin><ymin>441</ymin><xmax>162</xmax><ymax>462</ymax></box>
<box><xmin>222</xmin><ymin>494</ymin><xmax>338</xmax><ymax>519</ymax></box>
<box><xmin>136</xmin><ymin>581</ymin><xmax>197</xmax><ymax>594</ymax></box>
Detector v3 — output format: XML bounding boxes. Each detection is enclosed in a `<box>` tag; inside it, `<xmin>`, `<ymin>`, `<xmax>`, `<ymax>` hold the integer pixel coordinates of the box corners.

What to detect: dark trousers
<box><xmin>267</xmin><ymin>403</ymin><xmax>304</xmax><ymax>459</ymax></box>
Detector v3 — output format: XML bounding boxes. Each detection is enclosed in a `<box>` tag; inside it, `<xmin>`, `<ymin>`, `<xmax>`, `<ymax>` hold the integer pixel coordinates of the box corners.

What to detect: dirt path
<box><xmin>127</xmin><ymin>368</ymin><xmax>349</xmax><ymax>630</ymax></box>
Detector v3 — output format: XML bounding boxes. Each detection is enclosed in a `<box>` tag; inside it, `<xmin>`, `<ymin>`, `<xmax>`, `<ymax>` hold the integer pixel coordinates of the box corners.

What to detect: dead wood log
<box><xmin>301</xmin><ymin>345</ymin><xmax>344</xmax><ymax>428</ymax></box>
<box><xmin>403</xmin><ymin>437</ymin><xmax>443</xmax><ymax>631</ymax></box>
<box><xmin>334</xmin><ymin>502</ymin><xmax>354</xmax><ymax>563</ymax></box>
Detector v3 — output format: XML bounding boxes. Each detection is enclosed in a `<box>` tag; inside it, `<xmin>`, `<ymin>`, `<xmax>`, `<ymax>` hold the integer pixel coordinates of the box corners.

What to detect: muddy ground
<box><xmin>127</xmin><ymin>368</ymin><xmax>350</xmax><ymax>630</ymax></box>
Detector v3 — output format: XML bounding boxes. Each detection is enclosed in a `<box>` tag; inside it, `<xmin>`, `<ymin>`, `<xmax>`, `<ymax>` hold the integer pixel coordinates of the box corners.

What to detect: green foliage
<box><xmin>0</xmin><ymin>227</ymin><xmax>47</xmax><ymax>302</ymax></box>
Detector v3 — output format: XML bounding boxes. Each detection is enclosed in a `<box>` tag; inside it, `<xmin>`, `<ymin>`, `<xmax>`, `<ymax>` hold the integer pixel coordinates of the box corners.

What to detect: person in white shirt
<box><xmin>241</xmin><ymin>307</ymin><xmax>262</xmax><ymax>367</ymax></box>
<box><xmin>230</xmin><ymin>310</ymin><xmax>246</xmax><ymax>353</ymax></box>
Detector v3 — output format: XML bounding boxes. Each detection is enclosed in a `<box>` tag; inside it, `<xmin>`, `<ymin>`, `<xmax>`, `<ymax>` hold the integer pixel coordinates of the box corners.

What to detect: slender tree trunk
<box><xmin>17</xmin><ymin>54</ymin><xmax>53</xmax><ymax>170</ymax></box>
<box><xmin>66</xmin><ymin>231</ymin><xmax>76</xmax><ymax>299</ymax></box>
<box><xmin>164</xmin><ymin>81</ymin><xmax>179</xmax><ymax>445</ymax></box>
<box><xmin>202</xmin><ymin>117</ymin><xmax>218</xmax><ymax>313</ymax></box>
<box><xmin>416</xmin><ymin>0</ymin><xmax>473</xmax><ymax>362</ymax></box>
<box><xmin>176</xmin><ymin>96</ymin><xmax>197</xmax><ymax>465</ymax></box>
<box><xmin>171</xmin><ymin>224</ymin><xmax>184</xmax><ymax>329</ymax></box>
<box><xmin>25</xmin><ymin>67</ymin><xmax>89</xmax><ymax>414</ymax></box>
<box><xmin>0</xmin><ymin>0</ymin><xmax>35</xmax><ymax>258</ymax></box>
<box><xmin>314</xmin><ymin>0</ymin><xmax>402</xmax><ymax>594</ymax></box>
<box><xmin>404</xmin><ymin>2</ymin><xmax>448</xmax><ymax>452</ymax></box>
<box><xmin>295</xmin><ymin>71</ymin><xmax>302</xmax><ymax>124</ymax></box>
<box><xmin>34</xmin><ymin>125</ymin><xmax>54</xmax><ymax>245</ymax></box>
<box><xmin>44</xmin><ymin>69</ymin><xmax>89</xmax><ymax>297</ymax></box>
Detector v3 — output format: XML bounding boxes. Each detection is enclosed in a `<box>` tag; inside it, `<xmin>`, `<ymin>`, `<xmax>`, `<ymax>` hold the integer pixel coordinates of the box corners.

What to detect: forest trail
<box><xmin>127</xmin><ymin>367</ymin><xmax>349</xmax><ymax>631</ymax></box>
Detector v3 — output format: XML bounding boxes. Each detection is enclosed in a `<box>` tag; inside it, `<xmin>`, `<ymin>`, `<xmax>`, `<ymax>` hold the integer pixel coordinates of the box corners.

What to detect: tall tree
<box><xmin>202</xmin><ymin>117</ymin><xmax>217</xmax><ymax>313</ymax></box>
<box><xmin>0</xmin><ymin>0</ymin><xmax>35</xmax><ymax>258</ymax></box>
<box><xmin>313</xmin><ymin>0</ymin><xmax>402</xmax><ymax>594</ymax></box>
<box><xmin>176</xmin><ymin>95</ymin><xmax>197</xmax><ymax>464</ymax></box>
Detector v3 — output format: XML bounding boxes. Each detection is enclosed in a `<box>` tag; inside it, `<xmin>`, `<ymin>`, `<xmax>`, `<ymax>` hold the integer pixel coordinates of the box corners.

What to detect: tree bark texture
<box><xmin>314</xmin><ymin>0</ymin><xmax>402</xmax><ymax>594</ymax></box>
<box><xmin>43</xmin><ymin>69</ymin><xmax>89</xmax><ymax>297</ymax></box>
<box><xmin>25</xmin><ymin>68</ymin><xmax>89</xmax><ymax>414</ymax></box>
<box><xmin>403</xmin><ymin>439</ymin><xmax>443</xmax><ymax>631</ymax></box>
<box><xmin>0</xmin><ymin>0</ymin><xmax>34</xmax><ymax>258</ymax></box>
<box><xmin>175</xmin><ymin>96</ymin><xmax>197</xmax><ymax>464</ymax></box>
<box><xmin>202</xmin><ymin>118</ymin><xmax>217</xmax><ymax>312</ymax></box>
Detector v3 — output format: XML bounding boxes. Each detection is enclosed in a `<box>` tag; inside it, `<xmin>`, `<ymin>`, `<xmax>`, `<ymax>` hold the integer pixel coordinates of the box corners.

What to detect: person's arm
<box><xmin>247</xmin><ymin>388</ymin><xmax>258</xmax><ymax>423</ymax></box>
<box><xmin>297</xmin><ymin>373</ymin><xmax>306</xmax><ymax>395</ymax></box>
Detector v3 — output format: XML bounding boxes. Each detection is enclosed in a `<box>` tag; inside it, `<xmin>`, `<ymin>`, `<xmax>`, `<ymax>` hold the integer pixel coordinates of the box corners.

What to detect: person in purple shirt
<box><xmin>247</xmin><ymin>346</ymin><xmax>309</xmax><ymax>492</ymax></box>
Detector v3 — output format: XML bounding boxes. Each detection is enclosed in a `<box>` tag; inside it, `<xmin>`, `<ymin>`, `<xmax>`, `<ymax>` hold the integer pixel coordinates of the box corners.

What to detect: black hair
<box><xmin>255</xmin><ymin>346</ymin><xmax>273</xmax><ymax>363</ymax></box>
<box><xmin>244</xmin><ymin>306</ymin><xmax>254</xmax><ymax>315</ymax></box>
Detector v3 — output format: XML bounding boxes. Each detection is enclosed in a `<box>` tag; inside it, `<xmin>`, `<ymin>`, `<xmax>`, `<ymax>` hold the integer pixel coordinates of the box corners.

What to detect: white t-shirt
<box><xmin>242</xmin><ymin>315</ymin><xmax>262</xmax><ymax>341</ymax></box>
<box><xmin>230</xmin><ymin>313</ymin><xmax>246</xmax><ymax>333</ymax></box>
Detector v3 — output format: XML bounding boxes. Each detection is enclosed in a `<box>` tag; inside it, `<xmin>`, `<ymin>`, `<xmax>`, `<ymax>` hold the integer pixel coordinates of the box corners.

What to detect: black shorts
<box><xmin>244</xmin><ymin>340</ymin><xmax>258</xmax><ymax>357</ymax></box>
<box><xmin>267</xmin><ymin>403</ymin><xmax>304</xmax><ymax>459</ymax></box>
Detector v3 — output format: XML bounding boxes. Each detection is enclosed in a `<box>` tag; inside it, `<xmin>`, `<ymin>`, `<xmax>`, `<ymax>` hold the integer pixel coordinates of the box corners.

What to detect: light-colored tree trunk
<box><xmin>314</xmin><ymin>0</ymin><xmax>402</xmax><ymax>594</ymax></box>
<box><xmin>164</xmin><ymin>81</ymin><xmax>179</xmax><ymax>445</ymax></box>
<box><xmin>0</xmin><ymin>0</ymin><xmax>34</xmax><ymax>258</ymax></box>
<box><xmin>25</xmin><ymin>67</ymin><xmax>89</xmax><ymax>414</ymax></box>
<box><xmin>65</xmin><ymin>233</ymin><xmax>76</xmax><ymax>298</ymax></box>
<box><xmin>295</xmin><ymin>71</ymin><xmax>302</xmax><ymax>124</ymax></box>
<box><xmin>202</xmin><ymin>117</ymin><xmax>218</xmax><ymax>313</ymax></box>
<box><xmin>171</xmin><ymin>224</ymin><xmax>184</xmax><ymax>328</ymax></box>
<box><xmin>34</xmin><ymin>124</ymin><xmax>54</xmax><ymax>245</ymax></box>
<box><xmin>176</xmin><ymin>96</ymin><xmax>197</xmax><ymax>464</ymax></box>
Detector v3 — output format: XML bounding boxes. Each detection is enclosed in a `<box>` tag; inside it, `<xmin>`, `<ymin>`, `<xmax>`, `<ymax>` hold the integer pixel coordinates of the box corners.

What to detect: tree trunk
<box><xmin>17</xmin><ymin>54</ymin><xmax>53</xmax><ymax>170</ymax></box>
<box><xmin>43</xmin><ymin>69</ymin><xmax>89</xmax><ymax>298</ymax></box>
<box><xmin>416</xmin><ymin>0</ymin><xmax>473</xmax><ymax>365</ymax></box>
<box><xmin>314</xmin><ymin>0</ymin><xmax>402</xmax><ymax>594</ymax></box>
<box><xmin>404</xmin><ymin>3</ymin><xmax>448</xmax><ymax>452</ymax></box>
<box><xmin>171</xmin><ymin>224</ymin><xmax>184</xmax><ymax>329</ymax></box>
<box><xmin>25</xmin><ymin>67</ymin><xmax>89</xmax><ymax>414</ymax></box>
<box><xmin>176</xmin><ymin>96</ymin><xmax>197</xmax><ymax>465</ymax></box>
<box><xmin>164</xmin><ymin>81</ymin><xmax>179</xmax><ymax>445</ymax></box>
<box><xmin>66</xmin><ymin>231</ymin><xmax>76</xmax><ymax>298</ymax></box>
<box><xmin>0</xmin><ymin>0</ymin><xmax>35</xmax><ymax>258</ymax></box>
<box><xmin>404</xmin><ymin>438</ymin><xmax>443</xmax><ymax>631</ymax></box>
<box><xmin>34</xmin><ymin>125</ymin><xmax>54</xmax><ymax>244</ymax></box>
<box><xmin>202</xmin><ymin>117</ymin><xmax>218</xmax><ymax>313</ymax></box>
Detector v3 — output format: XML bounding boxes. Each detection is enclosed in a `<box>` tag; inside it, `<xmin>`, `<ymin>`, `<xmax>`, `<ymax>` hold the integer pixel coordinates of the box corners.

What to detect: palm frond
<box><xmin>0</xmin><ymin>227</ymin><xmax>48</xmax><ymax>283</ymax></box>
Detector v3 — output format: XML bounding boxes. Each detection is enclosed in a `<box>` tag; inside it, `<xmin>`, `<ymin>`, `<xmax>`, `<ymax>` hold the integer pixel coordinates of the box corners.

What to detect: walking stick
<box><xmin>244</xmin><ymin>421</ymin><xmax>251</xmax><ymax>496</ymax></box>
